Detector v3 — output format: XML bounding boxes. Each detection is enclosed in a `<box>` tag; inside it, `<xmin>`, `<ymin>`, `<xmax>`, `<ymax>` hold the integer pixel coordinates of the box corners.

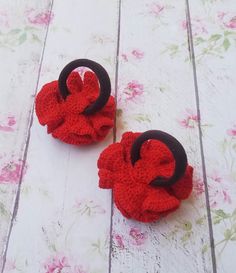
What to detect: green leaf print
<box><xmin>182</xmin><ymin>220</ymin><xmax>192</xmax><ymax>231</ymax></box>
<box><xmin>0</xmin><ymin>201</ymin><xmax>10</xmax><ymax>218</ymax></box>
<box><xmin>134</xmin><ymin>113</ymin><xmax>151</xmax><ymax>123</ymax></box>
<box><xmin>0</xmin><ymin>26</ymin><xmax>42</xmax><ymax>49</ymax></box>
<box><xmin>116</xmin><ymin>109</ymin><xmax>123</xmax><ymax>117</ymax></box>
<box><xmin>8</xmin><ymin>28</ymin><xmax>21</xmax><ymax>34</ymax></box>
<box><xmin>223</xmin><ymin>38</ymin><xmax>230</xmax><ymax>51</ymax></box>
<box><xmin>195</xmin><ymin>37</ymin><xmax>205</xmax><ymax>45</ymax></box>
<box><xmin>214</xmin><ymin>209</ymin><xmax>236</xmax><ymax>255</ymax></box>
<box><xmin>209</xmin><ymin>34</ymin><xmax>222</xmax><ymax>41</ymax></box>
<box><xmin>18</xmin><ymin>32</ymin><xmax>27</xmax><ymax>45</ymax></box>
<box><xmin>224</xmin><ymin>229</ymin><xmax>232</xmax><ymax>240</ymax></box>
<box><xmin>202</xmin><ymin>244</ymin><xmax>208</xmax><ymax>254</ymax></box>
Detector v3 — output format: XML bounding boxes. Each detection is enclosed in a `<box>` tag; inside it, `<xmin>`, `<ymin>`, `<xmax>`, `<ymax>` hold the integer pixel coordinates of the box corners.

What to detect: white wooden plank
<box><xmin>3</xmin><ymin>0</ymin><xmax>119</xmax><ymax>272</ymax></box>
<box><xmin>188</xmin><ymin>0</ymin><xmax>236</xmax><ymax>272</ymax></box>
<box><xmin>0</xmin><ymin>0</ymin><xmax>52</xmax><ymax>270</ymax></box>
<box><xmin>111</xmin><ymin>1</ymin><xmax>213</xmax><ymax>272</ymax></box>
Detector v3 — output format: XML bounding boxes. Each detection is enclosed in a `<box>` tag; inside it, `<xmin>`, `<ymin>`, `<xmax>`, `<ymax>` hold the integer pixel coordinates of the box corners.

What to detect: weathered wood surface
<box><xmin>0</xmin><ymin>0</ymin><xmax>235</xmax><ymax>272</ymax></box>
<box><xmin>0</xmin><ymin>0</ymin><xmax>53</xmax><ymax>270</ymax></box>
<box><xmin>188</xmin><ymin>1</ymin><xmax>236</xmax><ymax>272</ymax></box>
<box><xmin>111</xmin><ymin>1</ymin><xmax>213</xmax><ymax>272</ymax></box>
<box><xmin>1</xmin><ymin>0</ymin><xmax>119</xmax><ymax>272</ymax></box>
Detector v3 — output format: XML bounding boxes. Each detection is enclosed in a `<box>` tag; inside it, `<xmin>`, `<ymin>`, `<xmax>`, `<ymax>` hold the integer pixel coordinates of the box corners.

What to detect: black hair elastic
<box><xmin>131</xmin><ymin>130</ymin><xmax>187</xmax><ymax>187</ymax></box>
<box><xmin>58</xmin><ymin>59</ymin><xmax>111</xmax><ymax>115</ymax></box>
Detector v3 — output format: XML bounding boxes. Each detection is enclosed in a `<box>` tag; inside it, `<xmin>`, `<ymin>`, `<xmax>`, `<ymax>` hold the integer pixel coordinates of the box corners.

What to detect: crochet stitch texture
<box><xmin>98</xmin><ymin>132</ymin><xmax>193</xmax><ymax>222</ymax></box>
<box><xmin>35</xmin><ymin>71</ymin><xmax>115</xmax><ymax>145</ymax></box>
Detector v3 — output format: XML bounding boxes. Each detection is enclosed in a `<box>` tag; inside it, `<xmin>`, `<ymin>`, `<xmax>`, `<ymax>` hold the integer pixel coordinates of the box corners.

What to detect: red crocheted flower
<box><xmin>35</xmin><ymin>71</ymin><xmax>115</xmax><ymax>145</ymax></box>
<box><xmin>98</xmin><ymin>132</ymin><xmax>193</xmax><ymax>222</ymax></box>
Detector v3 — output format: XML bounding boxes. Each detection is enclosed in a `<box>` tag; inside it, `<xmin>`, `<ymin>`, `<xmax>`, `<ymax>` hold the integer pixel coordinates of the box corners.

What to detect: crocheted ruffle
<box><xmin>98</xmin><ymin>132</ymin><xmax>193</xmax><ymax>222</ymax></box>
<box><xmin>35</xmin><ymin>71</ymin><xmax>115</xmax><ymax>145</ymax></box>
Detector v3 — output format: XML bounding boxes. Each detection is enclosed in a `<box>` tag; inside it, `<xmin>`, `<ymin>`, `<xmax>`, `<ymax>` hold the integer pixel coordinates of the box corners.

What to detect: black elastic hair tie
<box><xmin>130</xmin><ymin>130</ymin><xmax>188</xmax><ymax>187</ymax></box>
<box><xmin>58</xmin><ymin>59</ymin><xmax>111</xmax><ymax>115</ymax></box>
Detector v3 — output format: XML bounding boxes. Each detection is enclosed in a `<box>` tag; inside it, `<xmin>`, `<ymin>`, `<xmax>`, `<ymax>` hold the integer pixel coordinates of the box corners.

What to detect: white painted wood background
<box><xmin>0</xmin><ymin>0</ymin><xmax>235</xmax><ymax>272</ymax></box>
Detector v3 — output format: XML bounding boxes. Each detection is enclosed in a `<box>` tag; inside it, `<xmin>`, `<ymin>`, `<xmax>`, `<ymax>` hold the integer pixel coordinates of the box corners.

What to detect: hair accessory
<box><xmin>98</xmin><ymin>130</ymin><xmax>193</xmax><ymax>222</ymax></box>
<box><xmin>35</xmin><ymin>59</ymin><xmax>115</xmax><ymax>145</ymax></box>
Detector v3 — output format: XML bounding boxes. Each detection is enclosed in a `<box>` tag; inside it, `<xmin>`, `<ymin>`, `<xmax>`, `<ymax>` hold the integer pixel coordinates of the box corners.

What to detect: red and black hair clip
<box><xmin>35</xmin><ymin>59</ymin><xmax>115</xmax><ymax>145</ymax></box>
<box><xmin>98</xmin><ymin>130</ymin><xmax>193</xmax><ymax>222</ymax></box>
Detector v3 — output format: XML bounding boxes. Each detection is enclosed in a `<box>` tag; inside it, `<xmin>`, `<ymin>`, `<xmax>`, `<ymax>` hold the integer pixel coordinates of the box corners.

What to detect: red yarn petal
<box><xmin>97</xmin><ymin>143</ymin><xmax>125</xmax><ymax>171</ymax></box>
<box><xmin>63</xmin><ymin>92</ymin><xmax>90</xmax><ymax>114</ymax></box>
<box><xmin>46</xmin><ymin>119</ymin><xmax>64</xmax><ymax>134</ymax></box>
<box><xmin>51</xmin><ymin>115</ymin><xmax>95</xmax><ymax>145</ymax></box>
<box><xmin>133</xmin><ymin>159</ymin><xmax>174</xmax><ymax>187</ymax></box>
<box><xmin>121</xmin><ymin>132</ymin><xmax>141</xmax><ymax>147</ymax></box>
<box><xmin>89</xmin><ymin>113</ymin><xmax>114</xmax><ymax>137</ymax></box>
<box><xmin>97</xmin><ymin>131</ymin><xmax>193</xmax><ymax>222</ymax></box>
<box><xmin>83</xmin><ymin>71</ymin><xmax>99</xmax><ymax>102</ymax></box>
<box><xmin>36</xmin><ymin>68</ymin><xmax>115</xmax><ymax>146</ymax></box>
<box><xmin>100</xmin><ymin>96</ymin><xmax>116</xmax><ymax>119</ymax></box>
<box><xmin>66</xmin><ymin>72</ymin><xmax>83</xmax><ymax>94</ymax></box>
<box><xmin>120</xmin><ymin>133</ymin><xmax>174</xmax><ymax>168</ymax></box>
<box><xmin>113</xmin><ymin>183</ymin><xmax>146</xmax><ymax>219</ymax></box>
<box><xmin>120</xmin><ymin>132</ymin><xmax>141</xmax><ymax>162</ymax></box>
<box><xmin>113</xmin><ymin>183</ymin><xmax>177</xmax><ymax>222</ymax></box>
<box><xmin>35</xmin><ymin>81</ymin><xmax>63</xmax><ymax>127</ymax></box>
<box><xmin>140</xmin><ymin>140</ymin><xmax>174</xmax><ymax>167</ymax></box>
<box><xmin>98</xmin><ymin>169</ymin><xmax>114</xmax><ymax>189</ymax></box>
<box><xmin>143</xmin><ymin>188</ymin><xmax>180</xmax><ymax>213</ymax></box>
<box><xmin>170</xmin><ymin>165</ymin><xmax>193</xmax><ymax>200</ymax></box>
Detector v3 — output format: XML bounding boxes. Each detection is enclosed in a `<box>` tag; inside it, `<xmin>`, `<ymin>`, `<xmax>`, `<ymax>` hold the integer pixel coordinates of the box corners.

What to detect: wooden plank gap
<box><xmin>0</xmin><ymin>1</ymin><xmax>55</xmax><ymax>272</ymax></box>
<box><xmin>108</xmin><ymin>1</ymin><xmax>122</xmax><ymax>272</ymax></box>
<box><xmin>185</xmin><ymin>1</ymin><xmax>217</xmax><ymax>272</ymax></box>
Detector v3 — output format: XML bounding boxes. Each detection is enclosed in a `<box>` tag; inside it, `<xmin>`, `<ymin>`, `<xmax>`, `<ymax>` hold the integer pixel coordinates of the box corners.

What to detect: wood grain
<box><xmin>0</xmin><ymin>0</ymin><xmax>53</xmax><ymax>270</ymax></box>
<box><xmin>1</xmin><ymin>0</ymin><xmax>119</xmax><ymax>272</ymax></box>
<box><xmin>1</xmin><ymin>0</ymin><xmax>235</xmax><ymax>272</ymax></box>
<box><xmin>111</xmin><ymin>1</ymin><xmax>213</xmax><ymax>272</ymax></box>
<box><xmin>188</xmin><ymin>0</ymin><xmax>236</xmax><ymax>272</ymax></box>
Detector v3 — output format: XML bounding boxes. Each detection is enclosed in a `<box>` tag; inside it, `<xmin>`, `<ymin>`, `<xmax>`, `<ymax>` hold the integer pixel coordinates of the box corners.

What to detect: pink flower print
<box><xmin>0</xmin><ymin>125</ymin><xmax>13</xmax><ymax>132</ymax></box>
<box><xmin>121</xmin><ymin>53</ymin><xmax>128</xmax><ymax>62</ymax></box>
<box><xmin>7</xmin><ymin>116</ymin><xmax>16</xmax><ymax>126</ymax></box>
<box><xmin>44</xmin><ymin>255</ymin><xmax>69</xmax><ymax>273</ymax></box>
<box><xmin>0</xmin><ymin>10</ymin><xmax>9</xmax><ymax>27</ymax></box>
<box><xmin>182</xmin><ymin>20</ymin><xmax>187</xmax><ymax>30</ymax></box>
<box><xmin>208</xmin><ymin>172</ymin><xmax>232</xmax><ymax>208</ymax></box>
<box><xmin>193</xmin><ymin>178</ymin><xmax>205</xmax><ymax>196</ymax></box>
<box><xmin>26</xmin><ymin>9</ymin><xmax>53</xmax><ymax>26</ymax></box>
<box><xmin>182</xmin><ymin>18</ymin><xmax>207</xmax><ymax>36</ymax></box>
<box><xmin>131</xmin><ymin>49</ymin><xmax>144</xmax><ymax>59</ymax></box>
<box><xmin>4</xmin><ymin>259</ymin><xmax>16</xmax><ymax>272</ymax></box>
<box><xmin>114</xmin><ymin>234</ymin><xmax>125</xmax><ymax>249</ymax></box>
<box><xmin>121</xmin><ymin>49</ymin><xmax>144</xmax><ymax>62</ymax></box>
<box><xmin>129</xmin><ymin>227</ymin><xmax>148</xmax><ymax>246</ymax></box>
<box><xmin>227</xmin><ymin>125</ymin><xmax>236</xmax><ymax>136</ymax></box>
<box><xmin>0</xmin><ymin>160</ymin><xmax>26</xmax><ymax>184</ymax></box>
<box><xmin>224</xmin><ymin>16</ymin><xmax>236</xmax><ymax>29</ymax></box>
<box><xmin>209</xmin><ymin>172</ymin><xmax>222</xmax><ymax>183</ymax></box>
<box><xmin>218</xmin><ymin>12</ymin><xmax>236</xmax><ymax>29</ymax></box>
<box><xmin>179</xmin><ymin>109</ymin><xmax>199</xmax><ymax>129</ymax></box>
<box><xmin>74</xmin><ymin>199</ymin><xmax>106</xmax><ymax>215</ymax></box>
<box><xmin>149</xmin><ymin>3</ymin><xmax>164</xmax><ymax>17</ymax></box>
<box><xmin>0</xmin><ymin>116</ymin><xmax>16</xmax><ymax>132</ymax></box>
<box><xmin>44</xmin><ymin>255</ymin><xmax>87</xmax><ymax>273</ymax></box>
<box><xmin>223</xmin><ymin>190</ymin><xmax>231</xmax><ymax>203</ymax></box>
<box><xmin>217</xmin><ymin>12</ymin><xmax>227</xmax><ymax>21</ymax></box>
<box><xmin>124</xmin><ymin>80</ymin><xmax>144</xmax><ymax>101</ymax></box>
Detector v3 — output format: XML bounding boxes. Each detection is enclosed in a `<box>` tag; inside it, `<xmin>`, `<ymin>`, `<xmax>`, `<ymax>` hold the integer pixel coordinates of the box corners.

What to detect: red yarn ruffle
<box><xmin>98</xmin><ymin>132</ymin><xmax>193</xmax><ymax>222</ymax></box>
<box><xmin>35</xmin><ymin>71</ymin><xmax>115</xmax><ymax>145</ymax></box>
